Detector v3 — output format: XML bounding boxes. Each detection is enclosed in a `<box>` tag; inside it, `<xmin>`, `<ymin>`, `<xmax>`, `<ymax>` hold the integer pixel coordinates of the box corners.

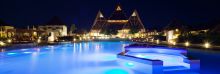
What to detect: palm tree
<box><xmin>69</xmin><ymin>24</ymin><xmax>77</xmax><ymax>35</ymax></box>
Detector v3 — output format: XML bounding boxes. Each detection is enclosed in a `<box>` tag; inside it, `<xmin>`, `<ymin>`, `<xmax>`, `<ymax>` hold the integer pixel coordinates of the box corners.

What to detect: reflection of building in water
<box><xmin>90</xmin><ymin>3</ymin><xmax>146</xmax><ymax>38</ymax></box>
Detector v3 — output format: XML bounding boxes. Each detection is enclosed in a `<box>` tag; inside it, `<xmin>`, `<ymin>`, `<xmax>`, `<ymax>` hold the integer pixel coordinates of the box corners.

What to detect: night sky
<box><xmin>0</xmin><ymin>0</ymin><xmax>220</xmax><ymax>30</ymax></box>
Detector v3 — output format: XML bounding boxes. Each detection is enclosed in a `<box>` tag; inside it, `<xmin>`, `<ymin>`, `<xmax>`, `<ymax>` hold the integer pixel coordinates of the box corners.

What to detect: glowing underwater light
<box><xmin>84</xmin><ymin>54</ymin><xmax>117</xmax><ymax>62</ymax></box>
<box><xmin>136</xmin><ymin>54</ymin><xmax>145</xmax><ymax>58</ymax></box>
<box><xmin>21</xmin><ymin>49</ymin><xmax>29</xmax><ymax>51</ymax></box>
<box><xmin>7</xmin><ymin>52</ymin><xmax>17</xmax><ymax>55</ymax></box>
<box><xmin>125</xmin><ymin>62</ymin><xmax>135</xmax><ymax>67</ymax></box>
<box><xmin>103</xmin><ymin>55</ymin><xmax>117</xmax><ymax>61</ymax></box>
<box><xmin>104</xmin><ymin>69</ymin><xmax>129</xmax><ymax>74</ymax></box>
<box><xmin>23</xmin><ymin>52</ymin><xmax>32</xmax><ymax>54</ymax></box>
<box><xmin>48</xmin><ymin>46</ymin><xmax>54</xmax><ymax>48</ymax></box>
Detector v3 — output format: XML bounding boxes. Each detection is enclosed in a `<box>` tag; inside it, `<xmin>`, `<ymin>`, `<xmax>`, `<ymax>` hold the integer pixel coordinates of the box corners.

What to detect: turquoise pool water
<box><xmin>126</xmin><ymin>48</ymin><xmax>190</xmax><ymax>68</ymax></box>
<box><xmin>0</xmin><ymin>41</ymin><xmax>200</xmax><ymax>74</ymax></box>
<box><xmin>0</xmin><ymin>41</ymin><xmax>138</xmax><ymax>74</ymax></box>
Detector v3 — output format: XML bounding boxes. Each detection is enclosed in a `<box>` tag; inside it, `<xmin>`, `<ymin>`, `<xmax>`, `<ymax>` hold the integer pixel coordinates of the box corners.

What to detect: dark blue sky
<box><xmin>0</xmin><ymin>0</ymin><xmax>220</xmax><ymax>30</ymax></box>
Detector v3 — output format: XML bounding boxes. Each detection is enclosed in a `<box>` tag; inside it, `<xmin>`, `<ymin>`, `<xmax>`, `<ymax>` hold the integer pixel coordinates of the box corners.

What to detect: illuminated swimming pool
<box><xmin>126</xmin><ymin>48</ymin><xmax>189</xmax><ymax>67</ymax></box>
<box><xmin>0</xmin><ymin>41</ymin><xmax>199</xmax><ymax>74</ymax></box>
<box><xmin>117</xmin><ymin>47</ymin><xmax>200</xmax><ymax>74</ymax></box>
<box><xmin>0</xmin><ymin>41</ymin><xmax>136</xmax><ymax>74</ymax></box>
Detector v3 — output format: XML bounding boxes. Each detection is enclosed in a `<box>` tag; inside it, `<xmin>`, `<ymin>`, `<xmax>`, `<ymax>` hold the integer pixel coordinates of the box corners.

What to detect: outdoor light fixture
<box><xmin>156</xmin><ymin>39</ymin><xmax>160</xmax><ymax>44</ymax></box>
<box><xmin>48</xmin><ymin>32</ymin><xmax>55</xmax><ymax>42</ymax></box>
<box><xmin>173</xmin><ymin>42</ymin><xmax>176</xmax><ymax>45</ymax></box>
<box><xmin>204</xmin><ymin>42</ymin><xmax>210</xmax><ymax>48</ymax></box>
<box><xmin>185</xmin><ymin>41</ymin><xmax>190</xmax><ymax>47</ymax></box>
<box><xmin>168</xmin><ymin>40</ymin><xmax>176</xmax><ymax>45</ymax></box>
<box><xmin>33</xmin><ymin>32</ymin><xmax>37</xmax><ymax>36</ymax></box>
<box><xmin>172</xmin><ymin>41</ymin><xmax>176</xmax><ymax>45</ymax></box>
<box><xmin>151</xmin><ymin>39</ymin><xmax>154</xmax><ymax>42</ymax></box>
<box><xmin>73</xmin><ymin>38</ymin><xmax>76</xmax><ymax>42</ymax></box>
<box><xmin>7</xmin><ymin>39</ymin><xmax>12</xmax><ymax>43</ymax></box>
<box><xmin>0</xmin><ymin>41</ymin><xmax>5</xmax><ymax>46</ymax></box>
<box><xmin>128</xmin><ymin>36</ymin><xmax>132</xmax><ymax>39</ymax></box>
<box><xmin>37</xmin><ymin>39</ymin><xmax>41</xmax><ymax>43</ymax></box>
<box><xmin>107</xmin><ymin>20</ymin><xmax>128</xmax><ymax>23</ymax></box>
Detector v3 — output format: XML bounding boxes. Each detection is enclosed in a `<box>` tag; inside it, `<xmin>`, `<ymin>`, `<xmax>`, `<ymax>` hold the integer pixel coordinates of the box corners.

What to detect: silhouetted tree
<box><xmin>69</xmin><ymin>24</ymin><xmax>77</xmax><ymax>34</ymax></box>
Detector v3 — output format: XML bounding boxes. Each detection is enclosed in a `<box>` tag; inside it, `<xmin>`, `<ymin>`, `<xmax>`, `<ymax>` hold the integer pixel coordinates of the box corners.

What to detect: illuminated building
<box><xmin>189</xmin><ymin>29</ymin><xmax>208</xmax><ymax>35</ymax></box>
<box><xmin>147</xmin><ymin>30</ymin><xmax>160</xmax><ymax>36</ymax></box>
<box><xmin>7</xmin><ymin>28</ymin><xmax>45</xmax><ymax>42</ymax></box>
<box><xmin>90</xmin><ymin>3</ymin><xmax>146</xmax><ymax>38</ymax></box>
<box><xmin>164</xmin><ymin>19</ymin><xmax>187</xmax><ymax>44</ymax></box>
<box><xmin>0</xmin><ymin>19</ymin><xmax>14</xmax><ymax>38</ymax></box>
<box><xmin>38</xmin><ymin>16</ymin><xmax>67</xmax><ymax>41</ymax></box>
<box><xmin>117</xmin><ymin>29</ymin><xmax>130</xmax><ymax>38</ymax></box>
<box><xmin>0</xmin><ymin>19</ymin><xmax>46</xmax><ymax>42</ymax></box>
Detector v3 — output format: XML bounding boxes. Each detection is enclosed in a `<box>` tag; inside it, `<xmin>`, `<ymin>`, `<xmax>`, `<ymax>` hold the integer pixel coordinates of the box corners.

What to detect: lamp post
<box><xmin>156</xmin><ymin>39</ymin><xmax>160</xmax><ymax>44</ymax></box>
<box><xmin>185</xmin><ymin>41</ymin><xmax>190</xmax><ymax>47</ymax></box>
<box><xmin>204</xmin><ymin>42</ymin><xmax>210</xmax><ymax>48</ymax></box>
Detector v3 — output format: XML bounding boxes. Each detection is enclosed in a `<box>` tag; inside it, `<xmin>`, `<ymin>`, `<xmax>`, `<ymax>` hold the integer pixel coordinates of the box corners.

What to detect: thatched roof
<box><xmin>108</xmin><ymin>3</ymin><xmax>128</xmax><ymax>20</ymax></box>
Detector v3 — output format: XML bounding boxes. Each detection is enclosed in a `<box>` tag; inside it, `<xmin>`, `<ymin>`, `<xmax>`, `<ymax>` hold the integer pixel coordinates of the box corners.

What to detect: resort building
<box><xmin>189</xmin><ymin>29</ymin><xmax>208</xmax><ymax>35</ymax></box>
<box><xmin>0</xmin><ymin>19</ymin><xmax>14</xmax><ymax>39</ymax></box>
<box><xmin>38</xmin><ymin>16</ymin><xmax>67</xmax><ymax>42</ymax></box>
<box><xmin>0</xmin><ymin>19</ymin><xmax>47</xmax><ymax>42</ymax></box>
<box><xmin>187</xmin><ymin>20</ymin><xmax>220</xmax><ymax>35</ymax></box>
<box><xmin>7</xmin><ymin>28</ymin><xmax>45</xmax><ymax>42</ymax></box>
<box><xmin>164</xmin><ymin>19</ymin><xmax>187</xmax><ymax>44</ymax></box>
<box><xmin>90</xmin><ymin>4</ymin><xmax>146</xmax><ymax>38</ymax></box>
<box><xmin>147</xmin><ymin>30</ymin><xmax>160</xmax><ymax>36</ymax></box>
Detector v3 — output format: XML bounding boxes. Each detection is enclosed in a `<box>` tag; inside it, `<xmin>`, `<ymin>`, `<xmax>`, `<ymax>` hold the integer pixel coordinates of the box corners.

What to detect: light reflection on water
<box><xmin>0</xmin><ymin>41</ymin><xmax>134</xmax><ymax>74</ymax></box>
<box><xmin>133</xmin><ymin>53</ymin><xmax>190</xmax><ymax>67</ymax></box>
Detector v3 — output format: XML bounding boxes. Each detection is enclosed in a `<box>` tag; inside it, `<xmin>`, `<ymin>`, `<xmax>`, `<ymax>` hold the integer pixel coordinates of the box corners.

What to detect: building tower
<box><xmin>90</xmin><ymin>3</ymin><xmax>146</xmax><ymax>38</ymax></box>
<box><xmin>90</xmin><ymin>11</ymin><xmax>106</xmax><ymax>36</ymax></box>
<box><xmin>123</xmin><ymin>10</ymin><xmax>146</xmax><ymax>33</ymax></box>
<box><xmin>105</xmin><ymin>3</ymin><xmax>128</xmax><ymax>35</ymax></box>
